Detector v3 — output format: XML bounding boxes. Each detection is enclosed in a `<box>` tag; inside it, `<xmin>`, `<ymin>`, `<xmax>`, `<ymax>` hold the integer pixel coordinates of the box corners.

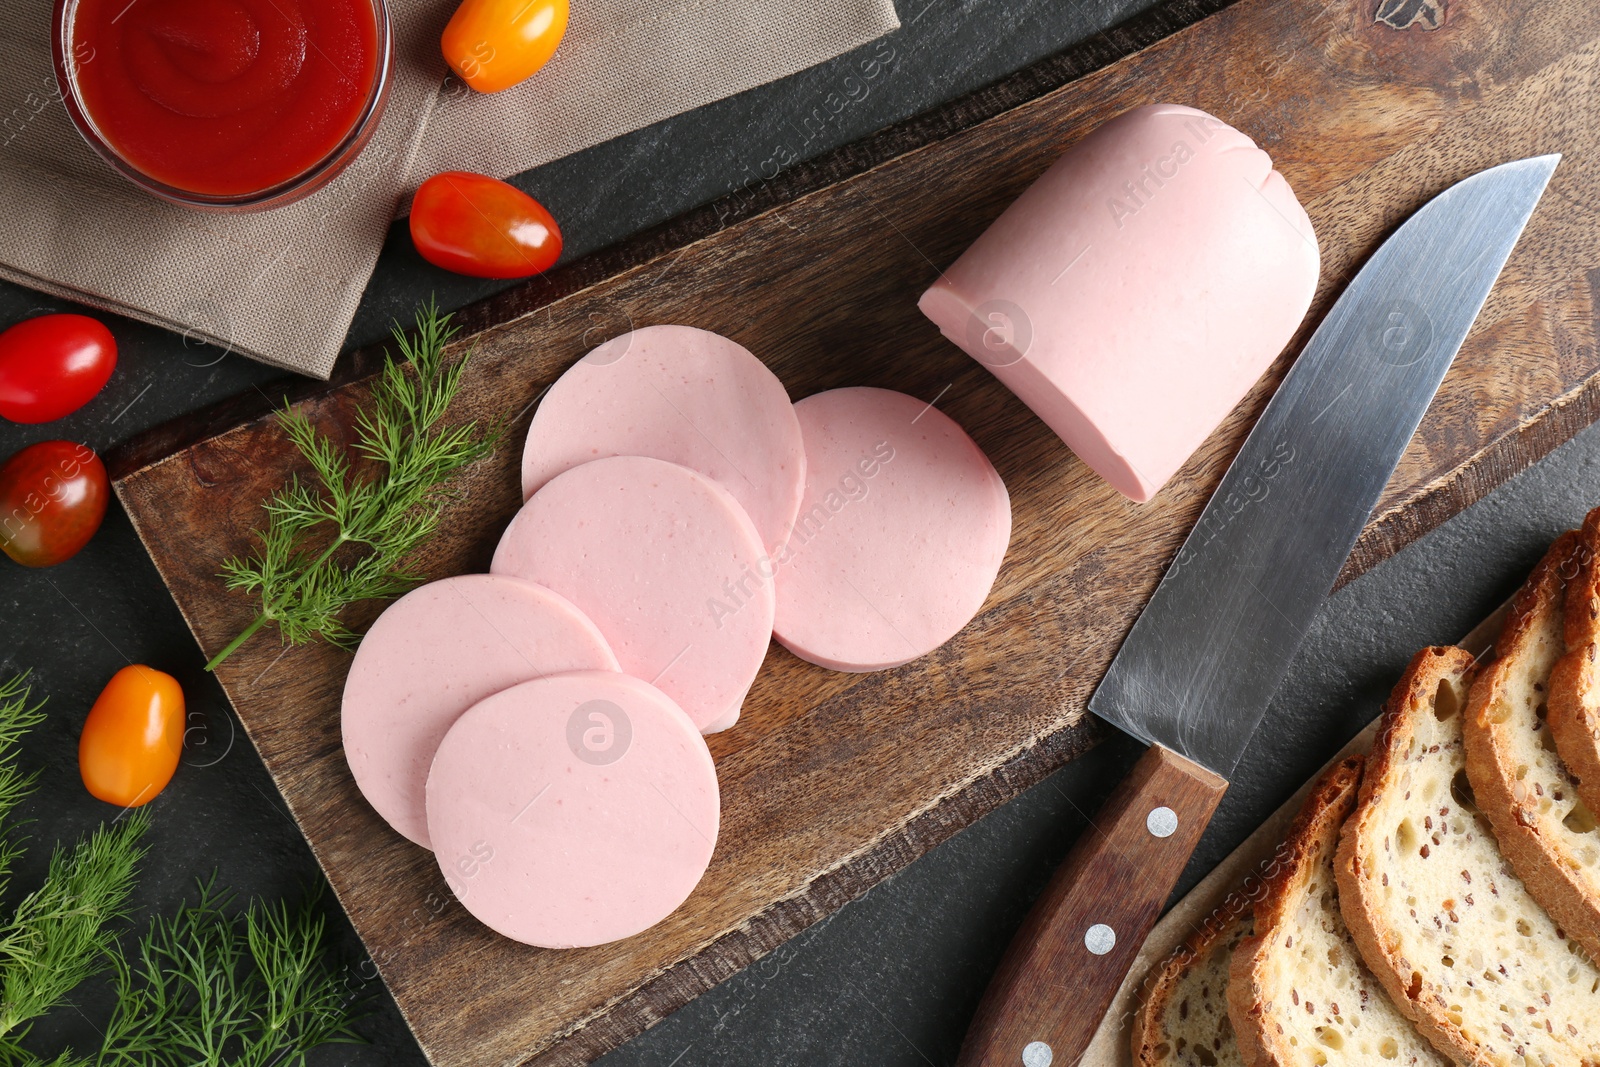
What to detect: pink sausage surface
<box><xmin>773</xmin><ymin>387</ymin><xmax>1011</xmax><ymax>672</ymax></box>
<box><xmin>426</xmin><ymin>671</ymin><xmax>719</xmax><ymax>948</ymax></box>
<box><xmin>521</xmin><ymin>325</ymin><xmax>806</xmax><ymax>557</ymax></box>
<box><xmin>341</xmin><ymin>574</ymin><xmax>620</xmax><ymax>849</ymax></box>
<box><xmin>918</xmin><ymin>103</ymin><xmax>1319</xmax><ymax>502</ymax></box>
<box><xmin>492</xmin><ymin>455</ymin><xmax>774</xmax><ymax>733</ymax></box>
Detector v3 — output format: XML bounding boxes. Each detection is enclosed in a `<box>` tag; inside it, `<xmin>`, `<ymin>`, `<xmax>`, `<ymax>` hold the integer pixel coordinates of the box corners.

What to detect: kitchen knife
<box><xmin>957</xmin><ymin>154</ymin><xmax>1560</xmax><ymax>1067</ymax></box>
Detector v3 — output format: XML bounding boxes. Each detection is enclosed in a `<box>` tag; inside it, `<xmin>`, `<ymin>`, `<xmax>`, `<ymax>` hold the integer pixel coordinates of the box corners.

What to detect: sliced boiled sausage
<box><xmin>773</xmin><ymin>387</ymin><xmax>1011</xmax><ymax>672</ymax></box>
<box><xmin>492</xmin><ymin>455</ymin><xmax>774</xmax><ymax>733</ymax></box>
<box><xmin>521</xmin><ymin>325</ymin><xmax>806</xmax><ymax>556</ymax></box>
<box><xmin>341</xmin><ymin>574</ymin><xmax>619</xmax><ymax>849</ymax></box>
<box><xmin>426</xmin><ymin>671</ymin><xmax>719</xmax><ymax>948</ymax></box>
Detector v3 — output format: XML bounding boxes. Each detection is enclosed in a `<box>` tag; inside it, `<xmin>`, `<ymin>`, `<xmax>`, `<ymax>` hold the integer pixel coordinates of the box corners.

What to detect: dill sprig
<box><xmin>210</xmin><ymin>301</ymin><xmax>499</xmax><ymax>670</ymax></box>
<box><xmin>0</xmin><ymin>678</ymin><xmax>47</xmax><ymax>902</ymax></box>
<box><xmin>0</xmin><ymin>815</ymin><xmax>148</xmax><ymax>1035</ymax></box>
<box><xmin>94</xmin><ymin>880</ymin><xmax>366</xmax><ymax>1067</ymax></box>
<box><xmin>0</xmin><ymin>674</ymin><xmax>368</xmax><ymax>1065</ymax></box>
<box><xmin>0</xmin><ymin>675</ymin><xmax>148</xmax><ymax>1047</ymax></box>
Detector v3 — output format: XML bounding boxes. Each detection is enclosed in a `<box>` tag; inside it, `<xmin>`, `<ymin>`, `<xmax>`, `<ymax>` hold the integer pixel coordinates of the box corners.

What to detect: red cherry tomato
<box><xmin>0</xmin><ymin>440</ymin><xmax>108</xmax><ymax>567</ymax></box>
<box><xmin>0</xmin><ymin>314</ymin><xmax>117</xmax><ymax>423</ymax></box>
<box><xmin>409</xmin><ymin>171</ymin><xmax>562</xmax><ymax>279</ymax></box>
<box><xmin>80</xmin><ymin>665</ymin><xmax>185</xmax><ymax>808</ymax></box>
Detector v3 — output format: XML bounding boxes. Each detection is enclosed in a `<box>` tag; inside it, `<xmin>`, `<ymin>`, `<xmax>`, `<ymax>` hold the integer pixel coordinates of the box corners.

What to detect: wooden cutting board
<box><xmin>108</xmin><ymin>0</ymin><xmax>1600</xmax><ymax>1064</ymax></box>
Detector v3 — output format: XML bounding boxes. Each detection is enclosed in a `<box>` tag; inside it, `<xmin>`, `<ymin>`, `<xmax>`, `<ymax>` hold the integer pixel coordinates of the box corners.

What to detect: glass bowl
<box><xmin>51</xmin><ymin>0</ymin><xmax>393</xmax><ymax>213</ymax></box>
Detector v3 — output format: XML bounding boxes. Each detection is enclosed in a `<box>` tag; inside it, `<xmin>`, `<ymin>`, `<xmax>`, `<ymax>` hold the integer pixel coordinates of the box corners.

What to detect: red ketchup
<box><xmin>69</xmin><ymin>0</ymin><xmax>381</xmax><ymax>198</ymax></box>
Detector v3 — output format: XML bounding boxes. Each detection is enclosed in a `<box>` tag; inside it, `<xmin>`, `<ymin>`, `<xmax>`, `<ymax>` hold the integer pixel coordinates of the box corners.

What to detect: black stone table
<box><xmin>1</xmin><ymin>0</ymin><xmax>1589</xmax><ymax>1063</ymax></box>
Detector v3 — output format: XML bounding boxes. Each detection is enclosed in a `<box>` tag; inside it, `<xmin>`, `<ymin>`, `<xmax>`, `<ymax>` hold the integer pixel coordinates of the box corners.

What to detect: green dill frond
<box><xmin>0</xmin><ymin>677</ymin><xmax>46</xmax><ymax>867</ymax></box>
<box><xmin>208</xmin><ymin>301</ymin><xmax>499</xmax><ymax>671</ymax></box>
<box><xmin>95</xmin><ymin>880</ymin><xmax>367</xmax><ymax>1067</ymax></box>
<box><xmin>0</xmin><ymin>813</ymin><xmax>148</xmax><ymax>1035</ymax></box>
<box><xmin>240</xmin><ymin>893</ymin><xmax>366</xmax><ymax>1064</ymax></box>
<box><xmin>0</xmin><ymin>677</ymin><xmax>46</xmax><ymax>757</ymax></box>
<box><xmin>0</xmin><ymin>679</ymin><xmax>363</xmax><ymax>1066</ymax></box>
<box><xmin>0</xmin><ymin>1044</ymin><xmax>89</xmax><ymax>1067</ymax></box>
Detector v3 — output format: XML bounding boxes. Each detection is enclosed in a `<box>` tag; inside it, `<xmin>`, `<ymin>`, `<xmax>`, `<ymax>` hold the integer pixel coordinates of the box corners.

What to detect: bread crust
<box><xmin>1549</xmin><ymin>506</ymin><xmax>1600</xmax><ymax>819</ymax></box>
<box><xmin>1334</xmin><ymin>646</ymin><xmax>1481</xmax><ymax>1067</ymax></box>
<box><xmin>1132</xmin><ymin>886</ymin><xmax>1253</xmax><ymax>1067</ymax></box>
<box><xmin>1227</xmin><ymin>756</ymin><xmax>1366</xmax><ymax>1067</ymax></box>
<box><xmin>1462</xmin><ymin>530</ymin><xmax>1600</xmax><ymax>962</ymax></box>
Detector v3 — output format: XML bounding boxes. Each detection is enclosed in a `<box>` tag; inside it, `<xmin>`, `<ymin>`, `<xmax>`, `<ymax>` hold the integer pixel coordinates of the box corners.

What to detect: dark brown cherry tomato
<box><xmin>409</xmin><ymin>171</ymin><xmax>562</xmax><ymax>279</ymax></box>
<box><xmin>0</xmin><ymin>314</ymin><xmax>117</xmax><ymax>424</ymax></box>
<box><xmin>0</xmin><ymin>441</ymin><xmax>108</xmax><ymax>567</ymax></box>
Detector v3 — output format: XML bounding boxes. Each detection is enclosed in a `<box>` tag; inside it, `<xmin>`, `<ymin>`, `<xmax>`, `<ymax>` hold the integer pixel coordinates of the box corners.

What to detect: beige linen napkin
<box><xmin>416</xmin><ymin>0</ymin><xmax>903</xmax><ymax>182</ymax></box>
<box><xmin>0</xmin><ymin>0</ymin><xmax>448</xmax><ymax>379</ymax></box>
<box><xmin>0</xmin><ymin>0</ymin><xmax>899</xmax><ymax>380</ymax></box>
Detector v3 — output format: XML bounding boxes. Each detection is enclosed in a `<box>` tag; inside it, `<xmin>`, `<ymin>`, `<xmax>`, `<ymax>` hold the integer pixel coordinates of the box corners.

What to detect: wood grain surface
<box><xmin>109</xmin><ymin>0</ymin><xmax>1600</xmax><ymax>1063</ymax></box>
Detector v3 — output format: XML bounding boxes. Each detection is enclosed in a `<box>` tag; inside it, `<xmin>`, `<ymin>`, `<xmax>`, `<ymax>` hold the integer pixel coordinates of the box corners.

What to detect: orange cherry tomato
<box><xmin>442</xmin><ymin>0</ymin><xmax>569</xmax><ymax>94</ymax></box>
<box><xmin>410</xmin><ymin>171</ymin><xmax>563</xmax><ymax>279</ymax></box>
<box><xmin>79</xmin><ymin>665</ymin><xmax>185</xmax><ymax>808</ymax></box>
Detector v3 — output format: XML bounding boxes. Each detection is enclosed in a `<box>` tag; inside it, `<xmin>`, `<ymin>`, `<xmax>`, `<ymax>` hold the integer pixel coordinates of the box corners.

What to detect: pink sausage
<box><xmin>521</xmin><ymin>325</ymin><xmax>806</xmax><ymax>557</ymax></box>
<box><xmin>492</xmin><ymin>455</ymin><xmax>774</xmax><ymax>733</ymax></box>
<box><xmin>341</xmin><ymin>574</ymin><xmax>619</xmax><ymax>849</ymax></box>
<box><xmin>918</xmin><ymin>103</ymin><xmax>1319</xmax><ymax>502</ymax></box>
<box><xmin>773</xmin><ymin>387</ymin><xmax>1011</xmax><ymax>672</ymax></box>
<box><xmin>426</xmin><ymin>671</ymin><xmax>719</xmax><ymax>948</ymax></box>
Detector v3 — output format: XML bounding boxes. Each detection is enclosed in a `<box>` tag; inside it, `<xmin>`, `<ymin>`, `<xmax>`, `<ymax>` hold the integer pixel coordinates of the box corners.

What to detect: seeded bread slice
<box><xmin>1549</xmin><ymin>506</ymin><xmax>1600</xmax><ymax>824</ymax></box>
<box><xmin>1336</xmin><ymin>646</ymin><xmax>1600</xmax><ymax>1067</ymax></box>
<box><xmin>1463</xmin><ymin>531</ymin><xmax>1600</xmax><ymax>963</ymax></box>
<box><xmin>1132</xmin><ymin>891</ymin><xmax>1254</xmax><ymax>1067</ymax></box>
<box><xmin>1228</xmin><ymin>756</ymin><xmax>1447</xmax><ymax>1067</ymax></box>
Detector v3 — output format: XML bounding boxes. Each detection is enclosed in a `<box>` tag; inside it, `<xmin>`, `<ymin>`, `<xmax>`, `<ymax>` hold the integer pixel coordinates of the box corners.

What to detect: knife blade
<box><xmin>957</xmin><ymin>154</ymin><xmax>1559</xmax><ymax>1067</ymax></box>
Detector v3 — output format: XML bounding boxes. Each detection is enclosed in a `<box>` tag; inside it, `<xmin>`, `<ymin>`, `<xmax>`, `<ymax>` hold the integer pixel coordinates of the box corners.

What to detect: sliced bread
<box><xmin>1463</xmin><ymin>531</ymin><xmax>1600</xmax><ymax>962</ymax></box>
<box><xmin>1549</xmin><ymin>505</ymin><xmax>1600</xmax><ymax>822</ymax></box>
<box><xmin>1228</xmin><ymin>756</ymin><xmax>1447</xmax><ymax>1067</ymax></box>
<box><xmin>1336</xmin><ymin>645</ymin><xmax>1600</xmax><ymax>1067</ymax></box>
<box><xmin>1133</xmin><ymin>891</ymin><xmax>1254</xmax><ymax>1067</ymax></box>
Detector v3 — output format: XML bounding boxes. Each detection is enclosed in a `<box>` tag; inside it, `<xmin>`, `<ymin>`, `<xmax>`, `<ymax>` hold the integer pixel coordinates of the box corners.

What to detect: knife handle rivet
<box><xmin>1084</xmin><ymin>923</ymin><xmax>1116</xmax><ymax>955</ymax></box>
<box><xmin>1022</xmin><ymin>1040</ymin><xmax>1054</xmax><ymax>1066</ymax></box>
<box><xmin>1147</xmin><ymin>806</ymin><xmax>1178</xmax><ymax>839</ymax></box>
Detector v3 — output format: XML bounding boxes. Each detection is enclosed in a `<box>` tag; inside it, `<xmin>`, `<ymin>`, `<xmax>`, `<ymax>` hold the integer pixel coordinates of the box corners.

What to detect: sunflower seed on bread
<box><xmin>1463</xmin><ymin>530</ymin><xmax>1600</xmax><ymax>962</ymax></box>
<box><xmin>1336</xmin><ymin>646</ymin><xmax>1600</xmax><ymax>1067</ymax></box>
<box><xmin>1132</xmin><ymin>890</ymin><xmax>1254</xmax><ymax>1067</ymax></box>
<box><xmin>1228</xmin><ymin>755</ymin><xmax>1447</xmax><ymax>1067</ymax></box>
<box><xmin>1549</xmin><ymin>505</ymin><xmax>1600</xmax><ymax>826</ymax></box>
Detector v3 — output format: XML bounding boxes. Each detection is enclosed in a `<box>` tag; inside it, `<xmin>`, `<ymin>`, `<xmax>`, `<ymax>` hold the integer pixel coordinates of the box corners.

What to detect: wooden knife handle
<box><xmin>957</xmin><ymin>744</ymin><xmax>1227</xmax><ymax>1067</ymax></box>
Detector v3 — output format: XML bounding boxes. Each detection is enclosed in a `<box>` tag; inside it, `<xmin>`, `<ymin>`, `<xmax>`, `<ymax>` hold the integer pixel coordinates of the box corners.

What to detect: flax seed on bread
<box><xmin>1132</xmin><ymin>891</ymin><xmax>1253</xmax><ymax>1067</ymax></box>
<box><xmin>1228</xmin><ymin>756</ymin><xmax>1446</xmax><ymax>1067</ymax></box>
<box><xmin>1336</xmin><ymin>646</ymin><xmax>1600</xmax><ymax>1067</ymax></box>
<box><xmin>1549</xmin><ymin>506</ymin><xmax>1600</xmax><ymax>828</ymax></box>
<box><xmin>1463</xmin><ymin>531</ymin><xmax>1600</xmax><ymax>963</ymax></box>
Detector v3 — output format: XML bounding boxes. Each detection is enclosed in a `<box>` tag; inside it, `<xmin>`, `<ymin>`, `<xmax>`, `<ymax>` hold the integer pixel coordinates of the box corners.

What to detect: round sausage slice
<box><xmin>492</xmin><ymin>455</ymin><xmax>774</xmax><ymax>733</ymax></box>
<box><xmin>342</xmin><ymin>574</ymin><xmax>619</xmax><ymax>849</ymax></box>
<box><xmin>521</xmin><ymin>325</ymin><xmax>805</xmax><ymax>556</ymax></box>
<box><xmin>773</xmin><ymin>387</ymin><xmax>1011</xmax><ymax>672</ymax></box>
<box><xmin>426</xmin><ymin>671</ymin><xmax>719</xmax><ymax>948</ymax></box>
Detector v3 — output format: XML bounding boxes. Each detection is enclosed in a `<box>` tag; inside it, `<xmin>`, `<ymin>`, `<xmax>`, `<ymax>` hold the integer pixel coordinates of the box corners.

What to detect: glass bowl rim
<box><xmin>50</xmin><ymin>0</ymin><xmax>395</xmax><ymax>213</ymax></box>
